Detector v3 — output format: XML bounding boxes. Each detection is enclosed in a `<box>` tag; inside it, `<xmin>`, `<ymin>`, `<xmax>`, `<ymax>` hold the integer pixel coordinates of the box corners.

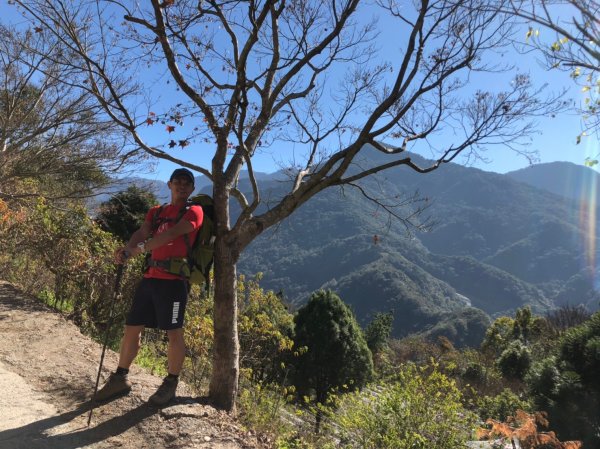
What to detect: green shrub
<box><xmin>238</xmin><ymin>274</ymin><xmax>295</xmax><ymax>384</ymax></box>
<box><xmin>525</xmin><ymin>315</ymin><xmax>600</xmax><ymax>447</ymax></box>
<box><xmin>135</xmin><ymin>343</ymin><xmax>169</xmax><ymax>377</ymax></box>
<box><xmin>332</xmin><ymin>364</ymin><xmax>477</xmax><ymax>449</ymax></box>
<box><xmin>526</xmin><ymin>357</ymin><xmax>560</xmax><ymax>403</ymax></box>
<box><xmin>463</xmin><ymin>362</ymin><xmax>486</xmax><ymax>385</ymax></box>
<box><xmin>497</xmin><ymin>340</ymin><xmax>531</xmax><ymax>380</ymax></box>
<box><xmin>364</xmin><ymin>312</ymin><xmax>394</xmax><ymax>354</ymax></box>
<box><xmin>238</xmin><ymin>381</ymin><xmax>298</xmax><ymax>441</ymax></box>
<box><xmin>476</xmin><ymin>388</ymin><xmax>531</xmax><ymax>422</ymax></box>
<box><xmin>560</xmin><ymin>312</ymin><xmax>600</xmax><ymax>390</ymax></box>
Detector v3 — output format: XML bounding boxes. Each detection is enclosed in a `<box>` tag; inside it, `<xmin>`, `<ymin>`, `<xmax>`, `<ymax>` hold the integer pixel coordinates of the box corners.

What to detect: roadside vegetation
<box><xmin>1</xmin><ymin>188</ymin><xmax>596</xmax><ymax>448</ymax></box>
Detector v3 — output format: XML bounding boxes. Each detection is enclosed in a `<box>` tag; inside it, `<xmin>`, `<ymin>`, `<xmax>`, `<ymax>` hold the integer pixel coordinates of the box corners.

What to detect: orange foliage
<box><xmin>0</xmin><ymin>200</ymin><xmax>26</xmax><ymax>226</ymax></box>
<box><xmin>478</xmin><ymin>410</ymin><xmax>582</xmax><ymax>449</ymax></box>
<box><xmin>562</xmin><ymin>442</ymin><xmax>583</xmax><ymax>449</ymax></box>
<box><xmin>0</xmin><ymin>199</ymin><xmax>8</xmax><ymax>226</ymax></box>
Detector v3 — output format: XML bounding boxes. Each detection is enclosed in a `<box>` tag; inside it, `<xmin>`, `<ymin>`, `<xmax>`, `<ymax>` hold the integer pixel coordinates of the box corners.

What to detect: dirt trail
<box><xmin>0</xmin><ymin>281</ymin><xmax>264</xmax><ymax>449</ymax></box>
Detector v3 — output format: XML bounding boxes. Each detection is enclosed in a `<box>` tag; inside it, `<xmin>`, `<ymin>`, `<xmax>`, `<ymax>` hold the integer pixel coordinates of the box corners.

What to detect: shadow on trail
<box><xmin>0</xmin><ymin>283</ymin><xmax>50</xmax><ymax>314</ymax></box>
<box><xmin>0</xmin><ymin>400</ymin><xmax>159</xmax><ymax>449</ymax></box>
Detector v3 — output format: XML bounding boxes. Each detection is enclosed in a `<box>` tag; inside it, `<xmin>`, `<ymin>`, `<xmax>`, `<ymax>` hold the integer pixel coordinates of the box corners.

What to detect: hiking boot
<box><xmin>148</xmin><ymin>376</ymin><xmax>178</xmax><ymax>406</ymax></box>
<box><xmin>94</xmin><ymin>372</ymin><xmax>132</xmax><ymax>402</ymax></box>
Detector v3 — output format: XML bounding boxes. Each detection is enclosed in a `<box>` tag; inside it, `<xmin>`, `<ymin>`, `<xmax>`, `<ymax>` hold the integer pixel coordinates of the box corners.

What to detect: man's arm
<box><xmin>127</xmin><ymin>221</ymin><xmax>153</xmax><ymax>248</ymax></box>
<box><xmin>128</xmin><ymin>219</ymin><xmax>195</xmax><ymax>258</ymax></box>
<box><xmin>115</xmin><ymin>220</ymin><xmax>153</xmax><ymax>263</ymax></box>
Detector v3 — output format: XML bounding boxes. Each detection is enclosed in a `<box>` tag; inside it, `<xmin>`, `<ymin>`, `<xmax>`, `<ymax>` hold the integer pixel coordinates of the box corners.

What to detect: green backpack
<box><xmin>147</xmin><ymin>194</ymin><xmax>216</xmax><ymax>288</ymax></box>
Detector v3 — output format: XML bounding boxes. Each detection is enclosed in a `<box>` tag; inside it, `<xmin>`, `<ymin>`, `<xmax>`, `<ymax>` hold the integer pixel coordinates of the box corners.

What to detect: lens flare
<box><xmin>579</xmin><ymin>135</ymin><xmax>600</xmax><ymax>285</ymax></box>
<box><xmin>579</xmin><ymin>173</ymin><xmax>597</xmax><ymax>272</ymax></box>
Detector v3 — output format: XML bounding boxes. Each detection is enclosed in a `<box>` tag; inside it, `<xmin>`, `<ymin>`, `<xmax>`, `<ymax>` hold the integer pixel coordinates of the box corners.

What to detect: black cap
<box><xmin>169</xmin><ymin>168</ymin><xmax>195</xmax><ymax>185</ymax></box>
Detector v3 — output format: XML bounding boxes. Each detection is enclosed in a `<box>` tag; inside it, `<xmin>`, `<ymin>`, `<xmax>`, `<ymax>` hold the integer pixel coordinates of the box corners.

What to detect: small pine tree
<box><xmin>292</xmin><ymin>290</ymin><xmax>373</xmax><ymax>431</ymax></box>
<box><xmin>364</xmin><ymin>311</ymin><xmax>394</xmax><ymax>354</ymax></box>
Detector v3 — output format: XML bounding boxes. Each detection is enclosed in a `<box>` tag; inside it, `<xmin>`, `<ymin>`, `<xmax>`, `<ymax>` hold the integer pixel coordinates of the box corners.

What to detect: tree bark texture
<box><xmin>209</xmin><ymin>240</ymin><xmax>240</xmax><ymax>412</ymax></box>
<box><xmin>209</xmin><ymin>188</ymin><xmax>240</xmax><ymax>412</ymax></box>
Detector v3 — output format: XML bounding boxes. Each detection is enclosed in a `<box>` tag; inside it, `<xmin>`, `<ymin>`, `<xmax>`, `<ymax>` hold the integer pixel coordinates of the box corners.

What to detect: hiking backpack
<box><xmin>147</xmin><ymin>193</ymin><xmax>216</xmax><ymax>288</ymax></box>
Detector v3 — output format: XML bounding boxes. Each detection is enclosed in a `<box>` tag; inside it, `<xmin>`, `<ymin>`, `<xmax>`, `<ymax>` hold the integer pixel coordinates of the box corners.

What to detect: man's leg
<box><xmin>148</xmin><ymin>328</ymin><xmax>185</xmax><ymax>406</ymax></box>
<box><xmin>118</xmin><ymin>325</ymin><xmax>145</xmax><ymax>369</ymax></box>
<box><xmin>147</xmin><ymin>329</ymin><xmax>185</xmax><ymax>406</ymax></box>
<box><xmin>166</xmin><ymin>328</ymin><xmax>186</xmax><ymax>375</ymax></box>
<box><xmin>94</xmin><ymin>325</ymin><xmax>144</xmax><ymax>402</ymax></box>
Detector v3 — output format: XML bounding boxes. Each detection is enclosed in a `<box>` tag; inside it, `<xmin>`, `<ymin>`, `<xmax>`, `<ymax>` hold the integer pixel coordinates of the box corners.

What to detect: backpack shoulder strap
<box><xmin>150</xmin><ymin>203</ymin><xmax>168</xmax><ymax>234</ymax></box>
<box><xmin>178</xmin><ymin>201</ymin><xmax>199</xmax><ymax>251</ymax></box>
<box><xmin>175</xmin><ymin>203</ymin><xmax>191</xmax><ymax>223</ymax></box>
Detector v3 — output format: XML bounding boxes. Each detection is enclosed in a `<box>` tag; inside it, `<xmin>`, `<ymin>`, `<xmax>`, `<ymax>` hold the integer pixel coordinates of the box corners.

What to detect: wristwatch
<box><xmin>137</xmin><ymin>241</ymin><xmax>147</xmax><ymax>253</ymax></box>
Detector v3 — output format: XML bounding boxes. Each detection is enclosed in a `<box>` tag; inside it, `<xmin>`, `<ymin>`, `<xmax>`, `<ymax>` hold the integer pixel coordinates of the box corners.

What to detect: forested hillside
<box><xmin>237</xmin><ymin>153</ymin><xmax>599</xmax><ymax>344</ymax></box>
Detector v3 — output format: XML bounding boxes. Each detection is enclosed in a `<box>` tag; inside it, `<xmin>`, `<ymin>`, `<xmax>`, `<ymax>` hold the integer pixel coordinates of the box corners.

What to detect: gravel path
<box><xmin>0</xmin><ymin>281</ymin><xmax>264</xmax><ymax>449</ymax></box>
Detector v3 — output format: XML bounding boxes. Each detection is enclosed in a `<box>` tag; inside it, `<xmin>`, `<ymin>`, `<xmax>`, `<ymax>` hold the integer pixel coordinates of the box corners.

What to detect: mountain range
<box><xmin>238</xmin><ymin>154</ymin><xmax>600</xmax><ymax>346</ymax></box>
<box><xmin>109</xmin><ymin>155</ymin><xmax>600</xmax><ymax>347</ymax></box>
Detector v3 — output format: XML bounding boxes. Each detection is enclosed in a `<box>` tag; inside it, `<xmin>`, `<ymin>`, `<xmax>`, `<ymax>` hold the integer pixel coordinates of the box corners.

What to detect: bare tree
<box><xmin>545</xmin><ymin>304</ymin><xmax>591</xmax><ymax>333</ymax></box>
<box><xmin>507</xmin><ymin>0</ymin><xmax>600</xmax><ymax>142</ymax></box>
<box><xmin>0</xmin><ymin>24</ymin><xmax>137</xmax><ymax>204</ymax></box>
<box><xmin>11</xmin><ymin>0</ymin><xmax>561</xmax><ymax>411</ymax></box>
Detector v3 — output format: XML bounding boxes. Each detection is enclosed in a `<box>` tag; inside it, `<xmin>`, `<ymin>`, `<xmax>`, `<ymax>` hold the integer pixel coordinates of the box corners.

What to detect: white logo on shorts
<box><xmin>172</xmin><ymin>302</ymin><xmax>180</xmax><ymax>324</ymax></box>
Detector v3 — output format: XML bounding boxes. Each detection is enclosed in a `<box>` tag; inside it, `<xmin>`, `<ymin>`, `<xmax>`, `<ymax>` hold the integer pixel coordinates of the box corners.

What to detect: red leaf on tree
<box><xmin>34</xmin><ymin>26</ymin><xmax>43</xmax><ymax>33</ymax></box>
<box><xmin>179</xmin><ymin>140</ymin><xmax>189</xmax><ymax>148</ymax></box>
<box><xmin>166</xmin><ymin>125</ymin><xmax>176</xmax><ymax>133</ymax></box>
<box><xmin>146</xmin><ymin>118</ymin><xmax>155</xmax><ymax>125</ymax></box>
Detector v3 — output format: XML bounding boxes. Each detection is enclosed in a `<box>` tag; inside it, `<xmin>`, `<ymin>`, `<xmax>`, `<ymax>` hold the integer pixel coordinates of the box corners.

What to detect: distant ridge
<box><xmin>506</xmin><ymin>161</ymin><xmax>600</xmax><ymax>203</ymax></box>
<box><xmin>91</xmin><ymin>170</ymin><xmax>277</xmax><ymax>208</ymax></box>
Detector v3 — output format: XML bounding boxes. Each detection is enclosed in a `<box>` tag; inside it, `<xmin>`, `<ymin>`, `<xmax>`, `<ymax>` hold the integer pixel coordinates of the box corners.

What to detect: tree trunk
<box><xmin>209</xmin><ymin>189</ymin><xmax>240</xmax><ymax>413</ymax></box>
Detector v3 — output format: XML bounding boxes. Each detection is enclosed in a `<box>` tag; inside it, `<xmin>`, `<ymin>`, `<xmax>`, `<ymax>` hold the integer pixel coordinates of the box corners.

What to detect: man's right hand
<box><xmin>114</xmin><ymin>247</ymin><xmax>131</xmax><ymax>264</ymax></box>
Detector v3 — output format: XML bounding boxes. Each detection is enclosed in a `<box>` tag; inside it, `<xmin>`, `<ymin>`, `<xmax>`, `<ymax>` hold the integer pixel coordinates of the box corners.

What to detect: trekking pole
<box><xmin>87</xmin><ymin>253</ymin><xmax>128</xmax><ymax>427</ymax></box>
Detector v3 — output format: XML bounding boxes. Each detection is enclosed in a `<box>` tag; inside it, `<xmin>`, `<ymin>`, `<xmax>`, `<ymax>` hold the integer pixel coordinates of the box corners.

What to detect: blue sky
<box><xmin>138</xmin><ymin>5</ymin><xmax>598</xmax><ymax>182</ymax></box>
<box><xmin>3</xmin><ymin>0</ymin><xmax>597</xmax><ymax>183</ymax></box>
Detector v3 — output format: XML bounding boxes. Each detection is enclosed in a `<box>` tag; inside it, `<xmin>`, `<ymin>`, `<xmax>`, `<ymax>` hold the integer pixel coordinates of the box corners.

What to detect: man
<box><xmin>95</xmin><ymin>168</ymin><xmax>203</xmax><ymax>406</ymax></box>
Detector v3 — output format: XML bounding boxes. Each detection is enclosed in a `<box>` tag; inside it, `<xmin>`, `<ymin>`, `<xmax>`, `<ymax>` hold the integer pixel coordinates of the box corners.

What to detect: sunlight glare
<box><xmin>579</xmin><ymin>135</ymin><xmax>600</xmax><ymax>286</ymax></box>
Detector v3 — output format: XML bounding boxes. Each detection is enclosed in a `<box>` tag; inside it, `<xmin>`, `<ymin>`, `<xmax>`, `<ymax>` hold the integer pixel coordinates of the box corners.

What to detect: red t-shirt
<box><xmin>144</xmin><ymin>203</ymin><xmax>204</xmax><ymax>280</ymax></box>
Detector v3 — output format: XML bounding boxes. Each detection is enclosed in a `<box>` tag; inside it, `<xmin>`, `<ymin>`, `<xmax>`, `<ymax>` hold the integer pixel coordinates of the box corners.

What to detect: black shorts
<box><xmin>126</xmin><ymin>278</ymin><xmax>189</xmax><ymax>330</ymax></box>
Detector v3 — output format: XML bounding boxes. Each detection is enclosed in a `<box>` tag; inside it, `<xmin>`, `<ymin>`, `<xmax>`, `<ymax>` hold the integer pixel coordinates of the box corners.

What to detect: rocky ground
<box><xmin>0</xmin><ymin>281</ymin><xmax>267</xmax><ymax>449</ymax></box>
